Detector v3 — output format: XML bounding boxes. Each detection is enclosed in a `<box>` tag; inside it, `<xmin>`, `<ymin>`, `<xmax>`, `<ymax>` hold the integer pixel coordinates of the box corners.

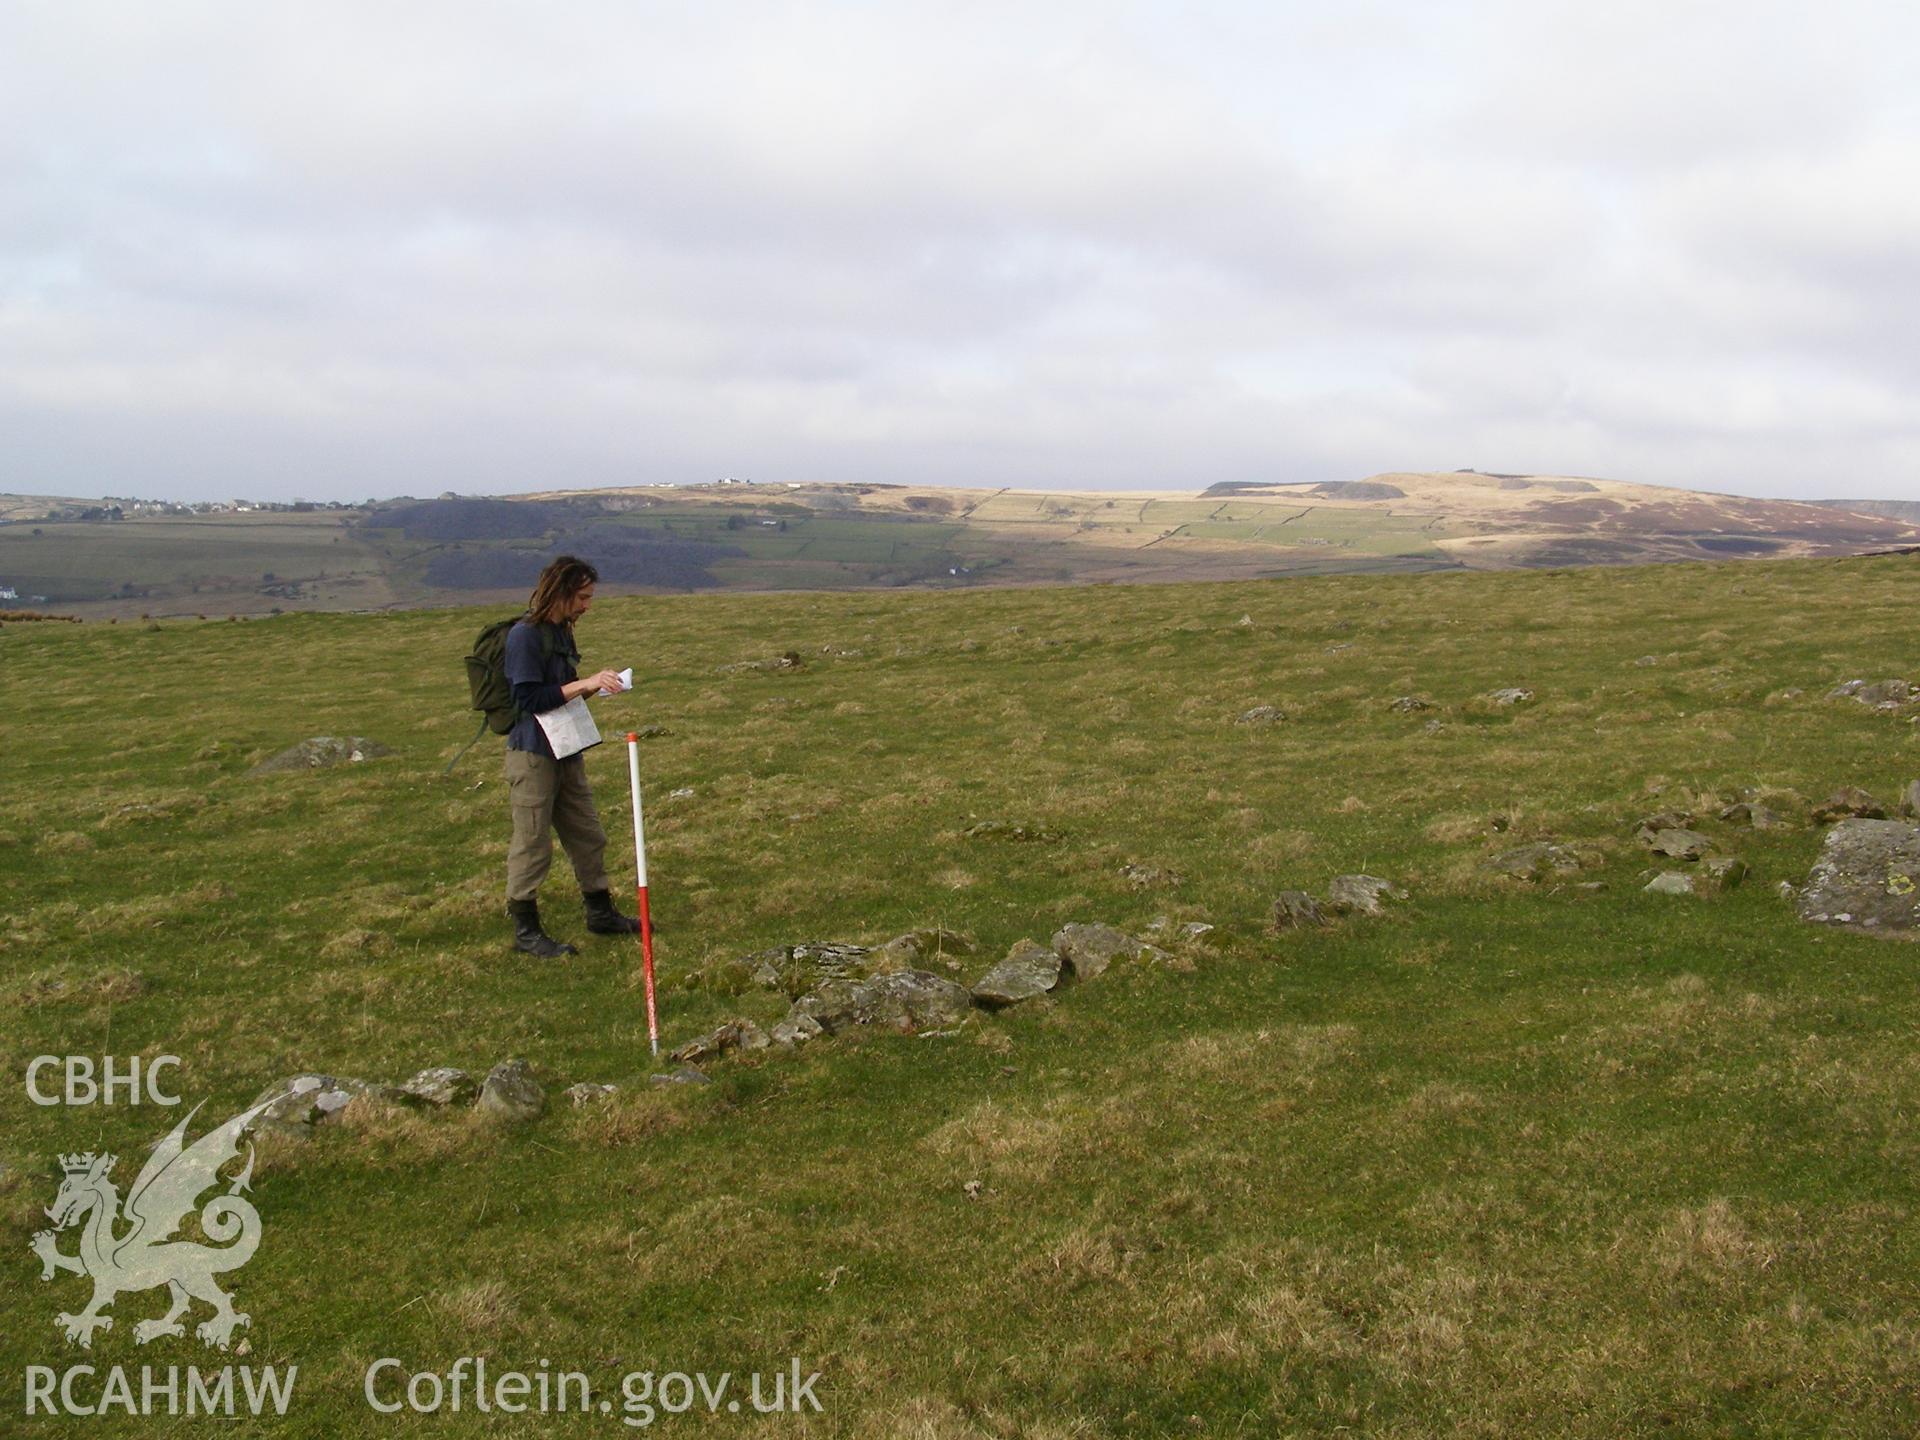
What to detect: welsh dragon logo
<box><xmin>30</xmin><ymin>1099</ymin><xmax>271</xmax><ymax>1350</ymax></box>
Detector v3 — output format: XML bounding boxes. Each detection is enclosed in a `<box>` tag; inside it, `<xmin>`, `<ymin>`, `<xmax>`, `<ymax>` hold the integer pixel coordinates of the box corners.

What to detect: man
<box><xmin>502</xmin><ymin>555</ymin><xmax>641</xmax><ymax>957</ymax></box>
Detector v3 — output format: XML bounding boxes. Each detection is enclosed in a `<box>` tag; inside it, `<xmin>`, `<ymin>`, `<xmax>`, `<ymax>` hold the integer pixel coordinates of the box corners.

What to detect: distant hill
<box><xmin>1812</xmin><ymin>498</ymin><xmax>1920</xmax><ymax>526</ymax></box>
<box><xmin>5</xmin><ymin>471</ymin><xmax>1918</xmax><ymax>619</ymax></box>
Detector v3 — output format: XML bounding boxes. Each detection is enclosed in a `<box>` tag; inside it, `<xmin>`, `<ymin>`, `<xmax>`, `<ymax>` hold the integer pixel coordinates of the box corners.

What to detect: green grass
<box><xmin>2</xmin><ymin>555</ymin><xmax>1918</xmax><ymax>1436</ymax></box>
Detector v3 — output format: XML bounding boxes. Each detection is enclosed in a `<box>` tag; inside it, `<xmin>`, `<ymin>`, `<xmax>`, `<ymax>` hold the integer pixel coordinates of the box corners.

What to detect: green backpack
<box><xmin>445</xmin><ymin>615</ymin><xmax>557</xmax><ymax>772</ymax></box>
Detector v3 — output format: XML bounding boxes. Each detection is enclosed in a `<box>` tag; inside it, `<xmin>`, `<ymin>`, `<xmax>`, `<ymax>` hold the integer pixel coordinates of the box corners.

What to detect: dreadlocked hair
<box><xmin>526</xmin><ymin>555</ymin><xmax>600</xmax><ymax>626</ymax></box>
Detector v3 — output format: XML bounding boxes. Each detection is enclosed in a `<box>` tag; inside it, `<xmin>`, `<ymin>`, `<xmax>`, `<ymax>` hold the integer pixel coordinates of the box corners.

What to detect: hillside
<box><xmin>5</xmin><ymin>471</ymin><xmax>1916</xmax><ymax>619</ymax></box>
<box><xmin>3</xmin><ymin>552</ymin><xmax>1919</xmax><ymax>1434</ymax></box>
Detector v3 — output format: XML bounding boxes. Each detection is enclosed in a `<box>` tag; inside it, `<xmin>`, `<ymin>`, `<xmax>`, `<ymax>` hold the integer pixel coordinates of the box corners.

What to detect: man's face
<box><xmin>565</xmin><ymin>583</ymin><xmax>595</xmax><ymax>622</ymax></box>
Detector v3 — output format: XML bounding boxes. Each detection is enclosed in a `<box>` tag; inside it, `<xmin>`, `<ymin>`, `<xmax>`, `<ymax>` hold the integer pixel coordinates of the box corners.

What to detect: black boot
<box><xmin>582</xmin><ymin>889</ymin><xmax>642</xmax><ymax>936</ymax></box>
<box><xmin>508</xmin><ymin>898</ymin><xmax>577</xmax><ymax>957</ymax></box>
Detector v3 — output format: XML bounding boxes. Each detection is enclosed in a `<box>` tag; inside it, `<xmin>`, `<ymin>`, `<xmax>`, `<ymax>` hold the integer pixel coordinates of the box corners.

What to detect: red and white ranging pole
<box><xmin>625</xmin><ymin>731</ymin><xmax>659</xmax><ymax>1056</ymax></box>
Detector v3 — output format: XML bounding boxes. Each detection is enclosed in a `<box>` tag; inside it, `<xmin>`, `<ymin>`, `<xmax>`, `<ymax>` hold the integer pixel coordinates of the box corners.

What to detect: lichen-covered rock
<box><xmin>1236</xmin><ymin>705</ymin><xmax>1286</xmax><ymax>726</ymax></box>
<box><xmin>744</xmin><ymin>941</ymin><xmax>874</xmax><ymax>996</ymax></box>
<box><xmin>970</xmin><ymin>940</ymin><xmax>1062</xmax><ymax>1008</ymax></box>
<box><xmin>786</xmin><ymin>969</ymin><xmax>973</xmax><ymax>1036</ymax></box>
<box><xmin>963</xmin><ymin>820</ymin><xmax>1063</xmax><ymax>843</ymax></box>
<box><xmin>398</xmin><ymin>1067</ymin><xmax>477</xmax><ymax>1107</ymax></box>
<box><xmin>478</xmin><ymin>1059</ymin><xmax>547</xmax><ymax>1124</ymax></box>
<box><xmin>1484</xmin><ymin>688</ymin><xmax>1534</xmax><ymax>706</ymax></box>
<box><xmin>650</xmin><ymin>1066</ymin><xmax>712</xmax><ymax>1086</ymax></box>
<box><xmin>1797</xmin><ymin>819</ymin><xmax>1920</xmax><ymax>935</ymax></box>
<box><xmin>1903</xmin><ymin>781</ymin><xmax>1920</xmax><ymax>820</ymax></box>
<box><xmin>1701</xmin><ymin>856</ymin><xmax>1748</xmax><ymax>892</ymax></box>
<box><xmin>1645</xmin><ymin>871</ymin><xmax>1696</xmax><ymax>897</ymax></box>
<box><xmin>1325</xmin><ymin>875</ymin><xmax>1408</xmax><ymax>917</ymax></box>
<box><xmin>871</xmin><ymin>929</ymin><xmax>973</xmax><ymax>972</ymax></box>
<box><xmin>250</xmin><ymin>1074</ymin><xmax>395</xmax><ymax>1134</ymax></box>
<box><xmin>1828</xmin><ymin>678</ymin><xmax>1917</xmax><ymax>712</ymax></box>
<box><xmin>770</xmin><ymin>1012</ymin><xmax>825</xmax><ymax>1047</ymax></box>
<box><xmin>1482</xmin><ymin>844</ymin><xmax>1589</xmax><ymax>881</ymax></box>
<box><xmin>1051</xmin><ymin>922</ymin><xmax>1161</xmax><ymax>978</ymax></box>
<box><xmin>1389</xmin><ymin>696</ymin><xmax>1436</xmax><ymax>713</ymax></box>
<box><xmin>1719</xmin><ymin>802</ymin><xmax>1789</xmax><ymax>830</ymax></box>
<box><xmin>668</xmin><ymin>1018</ymin><xmax>769</xmax><ymax>1065</ymax></box>
<box><xmin>1268</xmin><ymin>891</ymin><xmax>1328</xmax><ymax>930</ymax></box>
<box><xmin>565</xmin><ymin>1082</ymin><xmax>617</xmax><ymax>1107</ymax></box>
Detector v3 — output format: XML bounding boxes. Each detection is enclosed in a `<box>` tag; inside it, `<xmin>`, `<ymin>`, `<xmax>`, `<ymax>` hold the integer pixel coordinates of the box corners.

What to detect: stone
<box><xmin>970</xmin><ymin>939</ymin><xmax>1063</xmax><ymax>1008</ymax></box>
<box><xmin>249</xmin><ymin>736</ymin><xmax>394</xmax><ymax>776</ymax></box>
<box><xmin>1645</xmin><ymin>871</ymin><xmax>1697</xmax><ymax>896</ymax></box>
<box><xmin>1235</xmin><ymin>614</ymin><xmax>1254</xmax><ymax>627</ymax></box>
<box><xmin>1484</xmin><ymin>688</ymin><xmax>1534</xmax><ymax>706</ymax></box>
<box><xmin>964</xmin><ymin>820</ymin><xmax>1063</xmax><ymax>843</ymax></box>
<box><xmin>250</xmin><ymin>1074</ymin><xmax>395</xmax><ymax>1133</ymax></box>
<box><xmin>1482</xmin><ymin>843</ymin><xmax>1589</xmax><ymax>881</ymax></box>
<box><xmin>1635</xmin><ymin>655</ymin><xmax>1659</xmax><ymax>667</ymax></box>
<box><xmin>870</xmin><ymin>929</ymin><xmax>973</xmax><ymax>972</ymax></box>
<box><xmin>477</xmin><ymin>1059</ymin><xmax>547</xmax><ymax>1124</ymax></box>
<box><xmin>1051</xmin><ymin>922</ymin><xmax>1161</xmax><ymax>978</ymax></box>
<box><xmin>1701</xmin><ymin>856</ymin><xmax>1748</xmax><ymax>892</ymax></box>
<box><xmin>1236</xmin><ymin>705</ymin><xmax>1286</xmax><ymax>725</ymax></box>
<box><xmin>1120</xmin><ymin>863</ymin><xmax>1182</xmax><ymax>890</ymax></box>
<box><xmin>717</xmin><ymin>653</ymin><xmax>804</xmax><ymax>675</ymax></box>
<box><xmin>1812</xmin><ymin>787</ymin><xmax>1886</xmax><ymax>824</ymax></box>
<box><xmin>1147</xmin><ymin>916</ymin><xmax>1215</xmax><ymax>941</ymax></box>
<box><xmin>668</xmin><ymin>1018</ymin><xmax>769</xmax><ymax>1065</ymax></box>
<box><xmin>1900</xmin><ymin>780</ymin><xmax>1920</xmax><ymax>819</ymax></box>
<box><xmin>786</xmin><ymin>968</ymin><xmax>973</xmax><ymax>1036</ymax></box>
<box><xmin>650</xmin><ymin>1066</ymin><xmax>712</xmax><ymax>1086</ymax></box>
<box><xmin>1268</xmin><ymin>891</ymin><xmax>1328</xmax><ymax>930</ymax></box>
<box><xmin>1389</xmin><ymin>696</ymin><xmax>1436</xmax><ymax>713</ymax></box>
<box><xmin>1634</xmin><ymin>810</ymin><xmax>1695</xmax><ymax>835</ymax></box>
<box><xmin>1325</xmin><ymin>875</ymin><xmax>1408</xmax><ymax>917</ymax></box>
<box><xmin>1642</xmin><ymin>828</ymin><xmax>1713</xmax><ymax>861</ymax></box>
<box><xmin>565</xmin><ymin>1082</ymin><xmax>617</xmax><ymax>1107</ymax></box>
<box><xmin>1423</xmin><ymin>719</ymin><xmax>1447</xmax><ymax>735</ymax></box>
<box><xmin>1829</xmin><ymin>678</ymin><xmax>1917</xmax><ymax>711</ymax></box>
<box><xmin>1796</xmin><ymin>819</ymin><xmax>1920</xmax><ymax>934</ymax></box>
<box><xmin>770</xmin><ymin>1012</ymin><xmax>825</xmax><ymax>1047</ymax></box>
<box><xmin>397</xmin><ymin>1067</ymin><xmax>477</xmax><ymax>1107</ymax></box>
<box><xmin>745</xmin><ymin>941</ymin><xmax>874</xmax><ymax>995</ymax></box>
<box><xmin>633</xmin><ymin>724</ymin><xmax>672</xmax><ymax>739</ymax></box>
<box><xmin>1719</xmin><ymin>801</ymin><xmax>1789</xmax><ymax>830</ymax></box>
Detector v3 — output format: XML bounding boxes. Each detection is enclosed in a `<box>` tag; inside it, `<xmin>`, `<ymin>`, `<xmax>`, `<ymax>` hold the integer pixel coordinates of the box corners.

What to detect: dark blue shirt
<box><xmin>504</xmin><ymin>619</ymin><xmax>580</xmax><ymax>757</ymax></box>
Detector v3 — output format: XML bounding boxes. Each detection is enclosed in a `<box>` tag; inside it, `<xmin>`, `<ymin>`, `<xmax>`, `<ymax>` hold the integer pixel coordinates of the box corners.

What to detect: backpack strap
<box><xmin>442</xmin><ymin>714</ymin><xmax>491</xmax><ymax>776</ymax></box>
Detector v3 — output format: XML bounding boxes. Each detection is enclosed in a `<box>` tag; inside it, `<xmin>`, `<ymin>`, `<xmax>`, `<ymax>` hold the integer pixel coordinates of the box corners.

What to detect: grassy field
<box><xmin>2</xmin><ymin>553</ymin><xmax>1918</xmax><ymax>1436</ymax></box>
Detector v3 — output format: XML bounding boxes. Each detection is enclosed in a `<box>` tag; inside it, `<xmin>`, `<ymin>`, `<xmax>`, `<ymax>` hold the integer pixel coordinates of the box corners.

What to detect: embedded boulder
<box><xmin>1482</xmin><ymin>843</ymin><xmax>1590</xmax><ymax>881</ymax></box>
<box><xmin>970</xmin><ymin>940</ymin><xmax>1062</xmax><ymax>1008</ymax></box>
<box><xmin>1325</xmin><ymin>875</ymin><xmax>1408</xmax><ymax>917</ymax></box>
<box><xmin>478</xmin><ymin>1059</ymin><xmax>547</xmax><ymax>1124</ymax></box>
<box><xmin>1269</xmin><ymin>891</ymin><xmax>1328</xmax><ymax>930</ymax></box>
<box><xmin>398</xmin><ymin>1067</ymin><xmax>478</xmax><ymax>1107</ymax></box>
<box><xmin>668</xmin><ymin>1018</ymin><xmax>771</xmax><ymax>1065</ymax></box>
<box><xmin>786</xmin><ymin>969</ymin><xmax>972</xmax><ymax>1035</ymax></box>
<box><xmin>1051</xmin><ymin>922</ymin><xmax>1161</xmax><ymax>978</ymax></box>
<box><xmin>1642</xmin><ymin>828</ymin><xmax>1713</xmax><ymax>861</ymax></box>
<box><xmin>1796</xmin><ymin>819</ymin><xmax>1920</xmax><ymax>935</ymax></box>
<box><xmin>1812</xmin><ymin>788</ymin><xmax>1886</xmax><ymax>824</ymax></box>
<box><xmin>250</xmin><ymin>736</ymin><xmax>394</xmax><ymax>776</ymax></box>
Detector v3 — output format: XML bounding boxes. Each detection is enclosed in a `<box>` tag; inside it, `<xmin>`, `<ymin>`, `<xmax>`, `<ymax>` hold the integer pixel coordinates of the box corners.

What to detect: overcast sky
<box><xmin>3</xmin><ymin>1</ymin><xmax>1916</xmax><ymax>502</ymax></box>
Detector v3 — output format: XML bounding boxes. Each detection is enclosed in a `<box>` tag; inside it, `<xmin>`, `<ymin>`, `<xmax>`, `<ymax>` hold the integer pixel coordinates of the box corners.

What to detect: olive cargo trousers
<box><xmin>504</xmin><ymin>749</ymin><xmax>612</xmax><ymax>903</ymax></box>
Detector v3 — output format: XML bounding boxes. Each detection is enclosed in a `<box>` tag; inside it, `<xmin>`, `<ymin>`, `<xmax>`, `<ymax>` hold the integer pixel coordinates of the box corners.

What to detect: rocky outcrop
<box><xmin>970</xmin><ymin>940</ymin><xmax>1062</xmax><ymax>1008</ymax></box>
<box><xmin>249</xmin><ymin>737</ymin><xmax>394</xmax><ymax>776</ymax></box>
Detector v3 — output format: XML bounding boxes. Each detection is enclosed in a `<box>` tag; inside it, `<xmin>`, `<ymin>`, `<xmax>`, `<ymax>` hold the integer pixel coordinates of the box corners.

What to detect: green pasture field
<box><xmin>2</xmin><ymin>554</ymin><xmax>1918</xmax><ymax>1436</ymax></box>
<box><xmin>0</xmin><ymin>515</ymin><xmax>369</xmax><ymax>604</ymax></box>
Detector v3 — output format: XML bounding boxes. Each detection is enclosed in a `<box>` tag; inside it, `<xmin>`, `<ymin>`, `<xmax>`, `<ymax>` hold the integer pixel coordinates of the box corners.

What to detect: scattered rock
<box><xmin>668</xmin><ymin>1018</ymin><xmax>770</xmax><ymax>1065</ymax></box>
<box><xmin>633</xmin><ymin>725</ymin><xmax>672</xmax><ymax>739</ymax></box>
<box><xmin>870</xmin><ymin>929</ymin><xmax>973</xmax><ymax>971</ymax></box>
<box><xmin>1797</xmin><ymin>819</ymin><xmax>1920</xmax><ymax>935</ymax></box>
<box><xmin>964</xmin><ymin>820</ymin><xmax>1063</xmax><ymax>843</ymax></box>
<box><xmin>1147</xmin><ymin>916</ymin><xmax>1214</xmax><ymax>941</ymax></box>
<box><xmin>1051</xmin><ymin>922</ymin><xmax>1162</xmax><ymax>978</ymax></box>
<box><xmin>1325</xmin><ymin>875</ymin><xmax>1408</xmax><ymax>917</ymax></box>
<box><xmin>1641</xmin><ymin>828</ymin><xmax>1713</xmax><ymax>861</ymax></box>
<box><xmin>1634</xmin><ymin>655</ymin><xmax>1659</xmax><ymax>667</ymax></box>
<box><xmin>1904</xmin><ymin>781</ymin><xmax>1920</xmax><ymax>819</ymax></box>
<box><xmin>1268</xmin><ymin>891</ymin><xmax>1328</xmax><ymax>930</ymax></box>
<box><xmin>650</xmin><ymin>1066</ymin><xmax>712</xmax><ymax>1087</ymax></box>
<box><xmin>786</xmin><ymin>969</ymin><xmax>974</xmax><ymax>1036</ymax></box>
<box><xmin>970</xmin><ymin>940</ymin><xmax>1062</xmax><ymax>1008</ymax></box>
<box><xmin>249</xmin><ymin>736</ymin><xmax>394</xmax><ymax>776</ymax></box>
<box><xmin>744</xmin><ymin>941</ymin><xmax>875</xmax><ymax>995</ymax></box>
<box><xmin>1701</xmin><ymin>856</ymin><xmax>1748</xmax><ymax>892</ymax></box>
<box><xmin>1120</xmin><ymin>863</ymin><xmax>1182</xmax><ymax>890</ymax></box>
<box><xmin>1389</xmin><ymin>696</ymin><xmax>1436</xmax><ymax>713</ymax></box>
<box><xmin>1645</xmin><ymin>871</ymin><xmax>1697</xmax><ymax>897</ymax></box>
<box><xmin>565</xmin><ymin>1082</ymin><xmax>618</xmax><ymax>1107</ymax></box>
<box><xmin>477</xmin><ymin>1059</ymin><xmax>547</xmax><ymax>1124</ymax></box>
<box><xmin>1423</xmin><ymin>719</ymin><xmax>1447</xmax><ymax>735</ymax></box>
<box><xmin>1484</xmin><ymin>688</ymin><xmax>1534</xmax><ymax>706</ymax></box>
<box><xmin>1829</xmin><ymin>678</ymin><xmax>1917</xmax><ymax>712</ymax></box>
<box><xmin>1719</xmin><ymin>801</ymin><xmax>1789</xmax><ymax>830</ymax></box>
<box><xmin>1634</xmin><ymin>810</ymin><xmax>1695</xmax><ymax>835</ymax></box>
<box><xmin>398</xmin><ymin>1067</ymin><xmax>477</xmax><ymax>1107</ymax></box>
<box><xmin>1481</xmin><ymin>843</ymin><xmax>1590</xmax><ymax>881</ymax></box>
<box><xmin>1812</xmin><ymin>788</ymin><xmax>1886</xmax><ymax>824</ymax></box>
<box><xmin>668</xmin><ymin>787</ymin><xmax>695</xmax><ymax>800</ymax></box>
<box><xmin>1235</xmin><ymin>614</ymin><xmax>1253</xmax><ymax>627</ymax></box>
<box><xmin>1236</xmin><ymin>705</ymin><xmax>1286</xmax><ymax>726</ymax></box>
<box><xmin>717</xmin><ymin>652</ymin><xmax>804</xmax><ymax>675</ymax></box>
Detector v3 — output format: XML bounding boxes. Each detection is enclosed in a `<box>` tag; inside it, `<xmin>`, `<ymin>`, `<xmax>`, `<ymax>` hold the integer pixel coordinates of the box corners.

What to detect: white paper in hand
<box><xmin>596</xmin><ymin>667</ymin><xmax>633</xmax><ymax>697</ymax></box>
